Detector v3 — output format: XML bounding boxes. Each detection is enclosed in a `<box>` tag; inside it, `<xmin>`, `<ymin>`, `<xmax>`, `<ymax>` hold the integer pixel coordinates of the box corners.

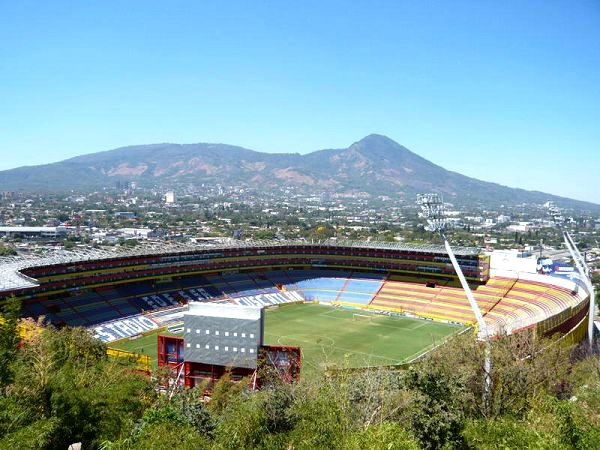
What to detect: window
<box><xmin>196</xmin><ymin>329</ymin><xmax>200</xmax><ymax>334</ymax></box>
<box><xmin>250</xmin><ymin>333</ymin><xmax>254</xmax><ymax>339</ymax></box>
<box><xmin>196</xmin><ymin>344</ymin><xmax>200</xmax><ymax>349</ymax></box>
<box><xmin>233</xmin><ymin>332</ymin><xmax>238</xmax><ymax>337</ymax></box>
<box><xmin>225</xmin><ymin>346</ymin><xmax>229</xmax><ymax>351</ymax></box>
<box><xmin>215</xmin><ymin>330</ymin><xmax>219</xmax><ymax>336</ymax></box>
<box><xmin>215</xmin><ymin>345</ymin><xmax>219</xmax><ymax>350</ymax></box>
<box><xmin>186</xmin><ymin>343</ymin><xmax>191</xmax><ymax>348</ymax></box>
<box><xmin>233</xmin><ymin>347</ymin><xmax>237</xmax><ymax>352</ymax></box>
<box><xmin>225</xmin><ymin>331</ymin><xmax>229</xmax><ymax>337</ymax></box>
<box><xmin>249</xmin><ymin>348</ymin><xmax>254</xmax><ymax>354</ymax></box>
<box><xmin>241</xmin><ymin>333</ymin><xmax>246</xmax><ymax>338</ymax></box>
<box><xmin>241</xmin><ymin>348</ymin><xmax>246</xmax><ymax>353</ymax></box>
<box><xmin>187</xmin><ymin>328</ymin><xmax>191</xmax><ymax>333</ymax></box>
<box><xmin>205</xmin><ymin>344</ymin><xmax>210</xmax><ymax>349</ymax></box>
<box><xmin>205</xmin><ymin>330</ymin><xmax>210</xmax><ymax>335</ymax></box>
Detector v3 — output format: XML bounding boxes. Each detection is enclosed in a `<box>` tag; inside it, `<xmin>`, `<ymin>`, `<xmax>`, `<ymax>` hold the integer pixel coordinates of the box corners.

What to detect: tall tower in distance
<box><xmin>165</xmin><ymin>191</ymin><xmax>176</xmax><ymax>204</ymax></box>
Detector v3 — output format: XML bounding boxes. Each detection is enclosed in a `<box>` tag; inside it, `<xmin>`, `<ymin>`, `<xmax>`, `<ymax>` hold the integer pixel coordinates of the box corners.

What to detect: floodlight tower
<box><xmin>563</xmin><ymin>231</ymin><xmax>596</xmax><ymax>350</ymax></box>
<box><xmin>416</xmin><ymin>194</ymin><xmax>492</xmax><ymax>400</ymax></box>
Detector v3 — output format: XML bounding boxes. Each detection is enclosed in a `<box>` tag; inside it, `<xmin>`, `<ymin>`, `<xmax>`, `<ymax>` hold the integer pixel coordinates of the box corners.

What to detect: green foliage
<box><xmin>305</xmin><ymin>224</ymin><xmax>336</xmax><ymax>240</ymax></box>
<box><xmin>0</xmin><ymin>244</ymin><xmax>17</xmax><ymax>256</ymax></box>
<box><xmin>341</xmin><ymin>422</ymin><xmax>420</xmax><ymax>450</ymax></box>
<box><xmin>536</xmin><ymin>394</ymin><xmax>600</xmax><ymax>450</ymax></box>
<box><xmin>63</xmin><ymin>239</ymin><xmax>76</xmax><ymax>249</ymax></box>
<box><xmin>261</xmin><ymin>384</ymin><xmax>296</xmax><ymax>434</ymax></box>
<box><xmin>206</xmin><ymin>372</ymin><xmax>246</xmax><ymax>415</ymax></box>
<box><xmin>253</xmin><ymin>229</ymin><xmax>277</xmax><ymax>240</ymax></box>
<box><xmin>118</xmin><ymin>238</ymin><xmax>139</xmax><ymax>247</ymax></box>
<box><xmin>0</xmin><ymin>296</ymin><xmax>21</xmax><ymax>390</ymax></box>
<box><xmin>136</xmin><ymin>388</ymin><xmax>214</xmax><ymax>437</ymax></box>
<box><xmin>403</xmin><ymin>367</ymin><xmax>468</xmax><ymax>449</ymax></box>
<box><xmin>0</xmin><ymin>326</ymin><xmax>153</xmax><ymax>449</ymax></box>
<box><xmin>122</xmin><ymin>422</ymin><xmax>209</xmax><ymax>450</ymax></box>
<box><xmin>286</xmin><ymin>384</ymin><xmax>349</xmax><ymax>449</ymax></box>
<box><xmin>214</xmin><ymin>393</ymin><xmax>269</xmax><ymax>450</ymax></box>
<box><xmin>3</xmin><ymin>313</ymin><xmax>600</xmax><ymax>449</ymax></box>
<box><xmin>0</xmin><ymin>417</ymin><xmax>62</xmax><ymax>450</ymax></box>
<box><xmin>172</xmin><ymin>388</ymin><xmax>215</xmax><ymax>436</ymax></box>
<box><xmin>463</xmin><ymin>417</ymin><xmax>567</xmax><ymax>449</ymax></box>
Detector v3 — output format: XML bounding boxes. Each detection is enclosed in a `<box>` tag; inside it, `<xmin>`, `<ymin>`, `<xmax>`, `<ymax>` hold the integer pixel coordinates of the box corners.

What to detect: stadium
<box><xmin>0</xmin><ymin>240</ymin><xmax>592</xmax><ymax>387</ymax></box>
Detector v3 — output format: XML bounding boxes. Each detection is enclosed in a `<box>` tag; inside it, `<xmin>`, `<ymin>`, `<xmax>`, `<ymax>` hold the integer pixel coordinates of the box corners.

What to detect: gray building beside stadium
<box><xmin>183</xmin><ymin>303</ymin><xmax>264</xmax><ymax>369</ymax></box>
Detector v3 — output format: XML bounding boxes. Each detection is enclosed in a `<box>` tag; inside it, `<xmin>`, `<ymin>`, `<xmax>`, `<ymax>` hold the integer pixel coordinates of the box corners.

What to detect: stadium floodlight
<box><xmin>416</xmin><ymin>193</ymin><xmax>448</xmax><ymax>233</ymax></box>
<box><xmin>563</xmin><ymin>231</ymin><xmax>596</xmax><ymax>350</ymax></box>
<box><xmin>417</xmin><ymin>193</ymin><xmax>492</xmax><ymax>404</ymax></box>
<box><xmin>416</xmin><ymin>194</ymin><xmax>490</xmax><ymax>337</ymax></box>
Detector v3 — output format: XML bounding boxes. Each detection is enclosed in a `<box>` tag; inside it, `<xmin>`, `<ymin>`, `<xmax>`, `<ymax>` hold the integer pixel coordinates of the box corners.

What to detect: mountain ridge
<box><xmin>0</xmin><ymin>134</ymin><xmax>597</xmax><ymax>211</ymax></box>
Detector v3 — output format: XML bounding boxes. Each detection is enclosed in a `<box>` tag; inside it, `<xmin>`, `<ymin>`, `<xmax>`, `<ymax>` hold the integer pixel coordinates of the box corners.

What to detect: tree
<box><xmin>0</xmin><ymin>244</ymin><xmax>17</xmax><ymax>257</ymax></box>
<box><xmin>402</xmin><ymin>366</ymin><xmax>469</xmax><ymax>449</ymax></box>
<box><xmin>214</xmin><ymin>392</ymin><xmax>269</xmax><ymax>449</ymax></box>
<box><xmin>63</xmin><ymin>240</ymin><xmax>75</xmax><ymax>250</ymax></box>
<box><xmin>0</xmin><ymin>326</ymin><xmax>153</xmax><ymax>449</ymax></box>
<box><xmin>415</xmin><ymin>330</ymin><xmax>574</xmax><ymax>420</ymax></box>
<box><xmin>462</xmin><ymin>416</ymin><xmax>567</xmax><ymax>449</ymax></box>
<box><xmin>0</xmin><ymin>296</ymin><xmax>21</xmax><ymax>391</ymax></box>
<box><xmin>111</xmin><ymin>422</ymin><xmax>208</xmax><ymax>450</ymax></box>
<box><xmin>341</xmin><ymin>422</ymin><xmax>420</xmax><ymax>450</ymax></box>
<box><xmin>285</xmin><ymin>384</ymin><xmax>349</xmax><ymax>450</ymax></box>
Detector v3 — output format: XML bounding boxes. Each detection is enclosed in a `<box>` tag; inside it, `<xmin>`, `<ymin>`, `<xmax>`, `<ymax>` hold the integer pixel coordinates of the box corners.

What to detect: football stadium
<box><xmin>0</xmin><ymin>240</ymin><xmax>592</xmax><ymax>386</ymax></box>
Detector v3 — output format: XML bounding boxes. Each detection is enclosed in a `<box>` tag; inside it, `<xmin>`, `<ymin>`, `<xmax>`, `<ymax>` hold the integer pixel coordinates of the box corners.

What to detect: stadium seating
<box><xmin>342</xmin><ymin>279</ymin><xmax>383</xmax><ymax>295</ymax></box>
<box><xmin>18</xmin><ymin>262</ymin><xmax>583</xmax><ymax>341</ymax></box>
<box><xmin>284</xmin><ymin>271</ymin><xmax>385</xmax><ymax>305</ymax></box>
<box><xmin>297</xmin><ymin>290</ymin><xmax>339</xmax><ymax>302</ymax></box>
<box><xmin>26</xmin><ymin>280</ymin><xmax>193</xmax><ymax>328</ymax></box>
<box><xmin>334</xmin><ymin>292</ymin><xmax>373</xmax><ymax>305</ymax></box>
<box><xmin>230</xmin><ymin>291</ymin><xmax>303</xmax><ymax>307</ymax></box>
<box><xmin>264</xmin><ymin>270</ymin><xmax>295</xmax><ymax>285</ymax></box>
<box><xmin>294</xmin><ymin>278</ymin><xmax>346</xmax><ymax>290</ymax></box>
<box><xmin>369</xmin><ymin>275</ymin><xmax>582</xmax><ymax>334</ymax></box>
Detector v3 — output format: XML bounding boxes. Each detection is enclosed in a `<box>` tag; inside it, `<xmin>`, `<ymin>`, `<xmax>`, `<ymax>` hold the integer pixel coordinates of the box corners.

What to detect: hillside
<box><xmin>0</xmin><ymin>134</ymin><xmax>596</xmax><ymax>210</ymax></box>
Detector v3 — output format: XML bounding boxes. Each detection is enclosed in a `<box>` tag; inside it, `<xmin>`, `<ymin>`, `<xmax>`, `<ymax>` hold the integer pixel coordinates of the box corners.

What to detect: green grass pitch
<box><xmin>110</xmin><ymin>328</ymin><xmax>182</xmax><ymax>369</ymax></box>
<box><xmin>263</xmin><ymin>303</ymin><xmax>465</xmax><ymax>371</ymax></box>
<box><xmin>110</xmin><ymin>303</ymin><xmax>465</xmax><ymax>371</ymax></box>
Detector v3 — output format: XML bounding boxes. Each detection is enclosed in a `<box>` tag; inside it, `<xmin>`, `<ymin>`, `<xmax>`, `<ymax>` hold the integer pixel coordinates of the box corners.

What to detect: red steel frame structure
<box><xmin>157</xmin><ymin>335</ymin><xmax>301</xmax><ymax>389</ymax></box>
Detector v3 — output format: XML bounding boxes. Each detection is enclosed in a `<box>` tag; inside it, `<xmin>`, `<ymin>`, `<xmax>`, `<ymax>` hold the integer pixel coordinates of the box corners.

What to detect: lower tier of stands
<box><xmin>370</xmin><ymin>276</ymin><xmax>583</xmax><ymax>334</ymax></box>
<box><xmin>286</xmin><ymin>271</ymin><xmax>385</xmax><ymax>306</ymax></box>
<box><xmin>229</xmin><ymin>290</ymin><xmax>304</xmax><ymax>307</ymax></box>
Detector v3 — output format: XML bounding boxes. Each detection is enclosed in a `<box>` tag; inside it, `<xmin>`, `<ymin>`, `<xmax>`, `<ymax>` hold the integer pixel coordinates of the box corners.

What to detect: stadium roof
<box><xmin>187</xmin><ymin>302</ymin><xmax>262</xmax><ymax>320</ymax></box>
<box><xmin>0</xmin><ymin>239</ymin><xmax>481</xmax><ymax>293</ymax></box>
<box><xmin>0</xmin><ymin>226</ymin><xmax>67</xmax><ymax>233</ymax></box>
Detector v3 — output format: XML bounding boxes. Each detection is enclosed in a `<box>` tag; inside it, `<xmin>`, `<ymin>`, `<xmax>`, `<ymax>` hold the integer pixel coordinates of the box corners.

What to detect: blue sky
<box><xmin>1</xmin><ymin>1</ymin><xmax>599</xmax><ymax>203</ymax></box>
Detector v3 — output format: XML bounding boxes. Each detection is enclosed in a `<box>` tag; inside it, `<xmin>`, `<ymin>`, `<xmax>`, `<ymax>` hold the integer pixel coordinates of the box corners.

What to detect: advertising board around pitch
<box><xmin>183</xmin><ymin>302</ymin><xmax>264</xmax><ymax>369</ymax></box>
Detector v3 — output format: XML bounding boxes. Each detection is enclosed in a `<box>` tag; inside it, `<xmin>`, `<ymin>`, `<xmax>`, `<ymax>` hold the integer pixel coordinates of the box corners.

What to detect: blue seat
<box><xmin>25</xmin><ymin>302</ymin><xmax>48</xmax><ymax>314</ymax></box>
<box><xmin>336</xmin><ymin>292</ymin><xmax>373</xmax><ymax>305</ymax></box>
<box><xmin>297</xmin><ymin>290</ymin><xmax>339</xmax><ymax>302</ymax></box>
<box><xmin>295</xmin><ymin>278</ymin><xmax>346</xmax><ymax>291</ymax></box>
<box><xmin>343</xmin><ymin>279</ymin><xmax>384</xmax><ymax>294</ymax></box>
